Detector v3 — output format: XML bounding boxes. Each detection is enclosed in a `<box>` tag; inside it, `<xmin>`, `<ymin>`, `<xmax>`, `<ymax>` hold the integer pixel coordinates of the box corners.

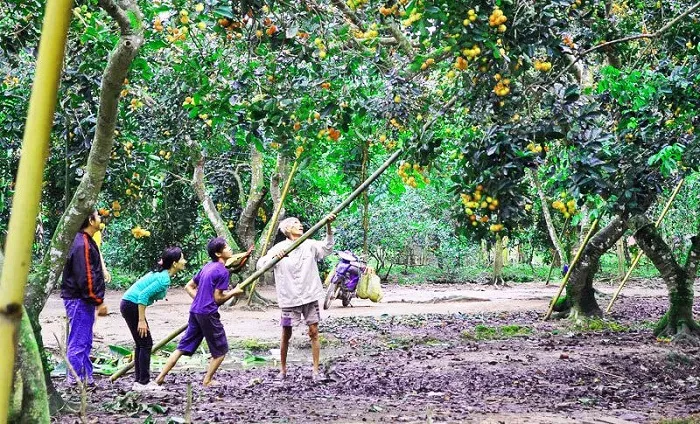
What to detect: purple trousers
<box><xmin>63</xmin><ymin>298</ymin><xmax>96</xmax><ymax>384</ymax></box>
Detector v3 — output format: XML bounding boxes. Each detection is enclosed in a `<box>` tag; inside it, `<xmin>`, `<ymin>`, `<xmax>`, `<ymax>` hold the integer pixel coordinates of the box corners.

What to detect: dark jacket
<box><xmin>60</xmin><ymin>231</ymin><xmax>105</xmax><ymax>305</ymax></box>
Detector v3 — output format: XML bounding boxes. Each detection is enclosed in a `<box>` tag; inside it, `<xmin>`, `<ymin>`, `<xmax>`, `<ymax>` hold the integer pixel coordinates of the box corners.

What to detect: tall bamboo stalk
<box><xmin>0</xmin><ymin>1</ymin><xmax>72</xmax><ymax>420</ymax></box>
<box><xmin>544</xmin><ymin>219</ymin><xmax>599</xmax><ymax>320</ymax></box>
<box><xmin>605</xmin><ymin>179</ymin><xmax>685</xmax><ymax>313</ymax></box>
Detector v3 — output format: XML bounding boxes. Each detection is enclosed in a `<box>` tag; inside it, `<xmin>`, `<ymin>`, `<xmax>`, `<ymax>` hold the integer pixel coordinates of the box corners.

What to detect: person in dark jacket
<box><xmin>61</xmin><ymin>210</ymin><xmax>108</xmax><ymax>385</ymax></box>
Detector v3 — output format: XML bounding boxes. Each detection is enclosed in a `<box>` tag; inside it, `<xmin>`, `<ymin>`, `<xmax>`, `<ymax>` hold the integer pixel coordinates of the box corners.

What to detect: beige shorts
<box><xmin>280</xmin><ymin>301</ymin><xmax>320</xmax><ymax>327</ymax></box>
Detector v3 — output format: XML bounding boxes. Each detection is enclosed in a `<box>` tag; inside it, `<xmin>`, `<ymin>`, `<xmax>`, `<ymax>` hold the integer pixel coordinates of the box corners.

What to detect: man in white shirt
<box><xmin>257</xmin><ymin>214</ymin><xmax>335</xmax><ymax>381</ymax></box>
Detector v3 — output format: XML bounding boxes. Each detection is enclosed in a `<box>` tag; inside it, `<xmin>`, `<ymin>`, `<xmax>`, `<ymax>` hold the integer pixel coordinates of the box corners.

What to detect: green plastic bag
<box><xmin>357</xmin><ymin>270</ymin><xmax>370</xmax><ymax>299</ymax></box>
<box><xmin>367</xmin><ymin>273</ymin><xmax>383</xmax><ymax>303</ymax></box>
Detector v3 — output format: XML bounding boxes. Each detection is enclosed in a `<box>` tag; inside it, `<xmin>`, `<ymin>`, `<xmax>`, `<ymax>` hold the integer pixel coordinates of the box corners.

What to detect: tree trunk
<box><xmin>11</xmin><ymin>311</ymin><xmax>50</xmax><ymax>424</ymax></box>
<box><xmin>630</xmin><ymin>216</ymin><xmax>700</xmax><ymax>343</ymax></box>
<box><xmin>192</xmin><ymin>153</ymin><xmax>240</xmax><ymax>250</ymax></box>
<box><xmin>529</xmin><ymin>170</ymin><xmax>567</xmax><ymax>266</ymax></box>
<box><xmin>616</xmin><ymin>238</ymin><xmax>626</xmax><ymax>279</ymax></box>
<box><xmin>557</xmin><ymin>216</ymin><xmax>627</xmax><ymax>319</ymax></box>
<box><xmin>492</xmin><ymin>235</ymin><xmax>504</xmax><ymax>285</ymax></box>
<box><xmin>235</xmin><ymin>144</ymin><xmax>266</xmax><ymax>251</ymax></box>
<box><xmin>22</xmin><ymin>0</ymin><xmax>143</xmax><ymax>411</ymax></box>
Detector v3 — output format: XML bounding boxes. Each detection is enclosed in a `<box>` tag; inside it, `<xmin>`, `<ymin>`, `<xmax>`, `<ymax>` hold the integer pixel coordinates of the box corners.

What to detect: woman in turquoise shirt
<box><xmin>121</xmin><ymin>247</ymin><xmax>186</xmax><ymax>390</ymax></box>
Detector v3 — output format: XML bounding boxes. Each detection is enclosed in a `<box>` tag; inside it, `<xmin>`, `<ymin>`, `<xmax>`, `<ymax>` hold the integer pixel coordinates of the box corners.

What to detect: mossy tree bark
<box><xmin>554</xmin><ymin>216</ymin><xmax>627</xmax><ymax>319</ymax></box>
<box><xmin>630</xmin><ymin>215</ymin><xmax>700</xmax><ymax>344</ymax></box>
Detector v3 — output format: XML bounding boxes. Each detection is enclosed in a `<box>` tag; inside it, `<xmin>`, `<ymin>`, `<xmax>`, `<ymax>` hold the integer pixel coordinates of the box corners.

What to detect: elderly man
<box><xmin>257</xmin><ymin>214</ymin><xmax>335</xmax><ymax>381</ymax></box>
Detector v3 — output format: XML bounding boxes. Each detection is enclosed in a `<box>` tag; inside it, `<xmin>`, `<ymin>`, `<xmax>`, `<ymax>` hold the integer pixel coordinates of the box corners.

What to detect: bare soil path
<box><xmin>43</xmin><ymin>278</ymin><xmax>700</xmax><ymax>424</ymax></box>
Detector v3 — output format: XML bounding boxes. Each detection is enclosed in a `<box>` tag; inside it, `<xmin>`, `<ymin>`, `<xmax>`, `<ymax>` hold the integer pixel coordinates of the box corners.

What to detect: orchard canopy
<box><xmin>1</xmin><ymin>0</ymin><xmax>700</xmax><ymax>422</ymax></box>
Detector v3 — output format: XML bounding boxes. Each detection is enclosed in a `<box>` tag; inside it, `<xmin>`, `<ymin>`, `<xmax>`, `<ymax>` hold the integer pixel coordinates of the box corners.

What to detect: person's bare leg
<box><xmin>280</xmin><ymin>326</ymin><xmax>293</xmax><ymax>377</ymax></box>
<box><xmin>309</xmin><ymin>323</ymin><xmax>320</xmax><ymax>375</ymax></box>
<box><xmin>202</xmin><ymin>355</ymin><xmax>226</xmax><ymax>386</ymax></box>
<box><xmin>155</xmin><ymin>350</ymin><xmax>183</xmax><ymax>385</ymax></box>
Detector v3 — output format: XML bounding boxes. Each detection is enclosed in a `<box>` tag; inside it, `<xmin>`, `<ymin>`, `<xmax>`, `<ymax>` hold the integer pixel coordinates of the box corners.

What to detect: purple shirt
<box><xmin>189</xmin><ymin>262</ymin><xmax>229</xmax><ymax>315</ymax></box>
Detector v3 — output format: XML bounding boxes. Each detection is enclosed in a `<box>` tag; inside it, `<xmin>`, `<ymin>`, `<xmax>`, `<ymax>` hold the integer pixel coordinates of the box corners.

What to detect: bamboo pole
<box><xmin>544</xmin><ymin>219</ymin><xmax>599</xmax><ymax>320</ymax></box>
<box><xmin>605</xmin><ymin>179</ymin><xmax>685</xmax><ymax>313</ymax></box>
<box><xmin>109</xmin><ymin>323</ymin><xmax>188</xmax><ymax>382</ymax></box>
<box><xmin>0</xmin><ymin>1</ymin><xmax>72</xmax><ymax>420</ymax></box>
<box><xmin>246</xmin><ymin>159</ymin><xmax>299</xmax><ymax>305</ymax></box>
<box><xmin>111</xmin><ymin>148</ymin><xmax>406</xmax><ymax>382</ymax></box>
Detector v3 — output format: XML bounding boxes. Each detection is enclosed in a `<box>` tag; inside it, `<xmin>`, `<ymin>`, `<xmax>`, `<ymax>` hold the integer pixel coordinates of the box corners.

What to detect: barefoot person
<box><xmin>61</xmin><ymin>210</ymin><xmax>108</xmax><ymax>385</ymax></box>
<box><xmin>257</xmin><ymin>214</ymin><xmax>335</xmax><ymax>381</ymax></box>
<box><xmin>121</xmin><ymin>247</ymin><xmax>187</xmax><ymax>390</ymax></box>
<box><xmin>156</xmin><ymin>238</ymin><xmax>247</xmax><ymax>387</ymax></box>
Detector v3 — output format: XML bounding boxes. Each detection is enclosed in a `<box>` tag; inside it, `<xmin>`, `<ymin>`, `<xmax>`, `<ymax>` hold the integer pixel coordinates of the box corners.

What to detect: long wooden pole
<box><xmin>246</xmin><ymin>159</ymin><xmax>299</xmax><ymax>305</ymax></box>
<box><xmin>109</xmin><ymin>323</ymin><xmax>188</xmax><ymax>382</ymax></box>
<box><xmin>545</xmin><ymin>217</ymin><xmax>569</xmax><ymax>286</ymax></box>
<box><xmin>605</xmin><ymin>178</ymin><xmax>685</xmax><ymax>313</ymax></box>
<box><xmin>0</xmin><ymin>1</ymin><xmax>72</xmax><ymax>420</ymax></box>
<box><xmin>544</xmin><ymin>219</ymin><xmax>599</xmax><ymax>320</ymax></box>
<box><xmin>111</xmin><ymin>148</ymin><xmax>406</xmax><ymax>382</ymax></box>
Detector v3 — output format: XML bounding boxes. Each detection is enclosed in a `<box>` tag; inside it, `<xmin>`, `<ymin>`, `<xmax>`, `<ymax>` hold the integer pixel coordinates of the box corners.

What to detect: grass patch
<box><xmin>230</xmin><ymin>338</ymin><xmax>277</xmax><ymax>351</ymax></box>
<box><xmin>658</xmin><ymin>416</ymin><xmax>700</xmax><ymax>424</ymax></box>
<box><xmin>569</xmin><ymin>318</ymin><xmax>629</xmax><ymax>333</ymax></box>
<box><xmin>462</xmin><ymin>324</ymin><xmax>533</xmax><ymax>340</ymax></box>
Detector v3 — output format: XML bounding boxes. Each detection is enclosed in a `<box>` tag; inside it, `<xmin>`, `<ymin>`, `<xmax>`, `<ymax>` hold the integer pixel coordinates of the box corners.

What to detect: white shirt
<box><xmin>256</xmin><ymin>234</ymin><xmax>334</xmax><ymax>308</ymax></box>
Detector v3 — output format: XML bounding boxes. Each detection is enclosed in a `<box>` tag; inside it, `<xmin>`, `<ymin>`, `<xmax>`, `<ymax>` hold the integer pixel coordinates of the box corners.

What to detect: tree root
<box><xmin>655</xmin><ymin>317</ymin><xmax>700</xmax><ymax>346</ymax></box>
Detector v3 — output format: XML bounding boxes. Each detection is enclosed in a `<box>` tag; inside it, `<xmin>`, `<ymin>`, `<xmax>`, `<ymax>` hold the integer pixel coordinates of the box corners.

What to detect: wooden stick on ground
<box><xmin>544</xmin><ymin>219</ymin><xmax>599</xmax><ymax>320</ymax></box>
<box><xmin>109</xmin><ymin>323</ymin><xmax>188</xmax><ymax>382</ymax></box>
<box><xmin>605</xmin><ymin>178</ymin><xmax>684</xmax><ymax>313</ymax></box>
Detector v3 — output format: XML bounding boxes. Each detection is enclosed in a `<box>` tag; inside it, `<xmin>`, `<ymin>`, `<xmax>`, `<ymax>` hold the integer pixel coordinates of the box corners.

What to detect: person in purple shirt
<box><xmin>156</xmin><ymin>237</ymin><xmax>245</xmax><ymax>387</ymax></box>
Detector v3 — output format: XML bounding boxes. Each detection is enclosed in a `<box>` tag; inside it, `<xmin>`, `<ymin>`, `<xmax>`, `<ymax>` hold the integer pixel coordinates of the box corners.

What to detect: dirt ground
<box><xmin>42</xmin><ymin>278</ymin><xmax>700</xmax><ymax>423</ymax></box>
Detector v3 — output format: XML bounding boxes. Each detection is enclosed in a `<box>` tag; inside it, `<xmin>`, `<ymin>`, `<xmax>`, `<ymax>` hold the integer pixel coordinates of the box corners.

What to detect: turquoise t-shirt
<box><xmin>122</xmin><ymin>270</ymin><xmax>171</xmax><ymax>306</ymax></box>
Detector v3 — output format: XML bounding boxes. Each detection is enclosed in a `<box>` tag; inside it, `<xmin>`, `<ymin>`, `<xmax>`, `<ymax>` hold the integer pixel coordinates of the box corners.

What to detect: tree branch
<box><xmin>629</xmin><ymin>215</ymin><xmax>683</xmax><ymax>280</ymax></box>
<box><xmin>685</xmin><ymin>226</ymin><xmax>700</xmax><ymax>280</ymax></box>
<box><xmin>97</xmin><ymin>0</ymin><xmax>137</xmax><ymax>36</ymax></box>
<box><xmin>553</xmin><ymin>0</ymin><xmax>700</xmax><ymax>82</ymax></box>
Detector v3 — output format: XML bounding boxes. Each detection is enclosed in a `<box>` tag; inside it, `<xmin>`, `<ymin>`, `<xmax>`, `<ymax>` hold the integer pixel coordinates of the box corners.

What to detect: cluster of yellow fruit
<box><xmin>562</xmin><ymin>34</ymin><xmax>575</xmax><ymax>49</ymax></box>
<box><xmin>154</xmin><ymin>17</ymin><xmax>164</xmax><ymax>32</ymax></box>
<box><xmin>460</xmin><ymin>186</ymin><xmax>502</xmax><ymax>231</ymax></box>
<box><xmin>125</xmin><ymin>177</ymin><xmax>141</xmax><ymax>198</ymax></box>
<box><xmin>378</xmin><ymin>3</ymin><xmax>399</xmax><ymax>16</ymax></box>
<box><xmin>534</xmin><ymin>60</ymin><xmax>552</xmax><ymax>72</ymax></box>
<box><xmin>129</xmin><ymin>98</ymin><xmax>144</xmax><ymax>111</ymax></box>
<box><xmin>2</xmin><ymin>75</ymin><xmax>19</xmax><ymax>87</ymax></box>
<box><xmin>198</xmin><ymin>113</ymin><xmax>213</xmax><ymax>127</ymax></box>
<box><xmin>111</xmin><ymin>200</ymin><xmax>122</xmax><ymax>217</ymax></box>
<box><xmin>158</xmin><ymin>149</ymin><xmax>172</xmax><ymax>160</ymax></box>
<box><xmin>295</xmin><ymin>146</ymin><xmax>304</xmax><ymax>158</ymax></box>
<box><xmin>258</xmin><ymin>207</ymin><xmax>268</xmax><ymax>223</ymax></box>
<box><xmin>552</xmin><ymin>195</ymin><xmax>576</xmax><ymax>218</ymax></box>
<box><xmin>463</xmin><ymin>9</ymin><xmax>478</xmax><ymax>26</ymax></box>
<box><xmin>462</xmin><ymin>45</ymin><xmax>482</xmax><ymax>59</ymax></box>
<box><xmin>353</xmin><ymin>27</ymin><xmax>379</xmax><ymax>40</ymax></box>
<box><xmin>165</xmin><ymin>26</ymin><xmax>188</xmax><ymax>43</ymax></box>
<box><xmin>389</xmin><ymin>117</ymin><xmax>403</xmax><ymax>129</ymax></box>
<box><xmin>454</xmin><ymin>56</ymin><xmax>468</xmax><ymax>71</ymax></box>
<box><xmin>183</xmin><ymin>96</ymin><xmax>195</xmax><ymax>106</ymax></box>
<box><xmin>347</xmin><ymin>0</ymin><xmax>368</xmax><ymax>10</ymax></box>
<box><xmin>489</xmin><ymin>7</ymin><xmax>507</xmax><ymax>33</ymax></box>
<box><xmin>314</xmin><ymin>38</ymin><xmax>328</xmax><ymax>59</ymax></box>
<box><xmin>397</xmin><ymin>162</ymin><xmax>429</xmax><ymax>188</ymax></box>
<box><xmin>570</xmin><ymin>0</ymin><xmax>583</xmax><ymax>8</ymax></box>
<box><xmin>420</xmin><ymin>57</ymin><xmax>435</xmax><ymax>70</ymax></box>
<box><xmin>131</xmin><ymin>226</ymin><xmax>151</xmax><ymax>239</ymax></box>
<box><xmin>493</xmin><ymin>74</ymin><xmax>511</xmax><ymax>97</ymax></box>
<box><xmin>526</xmin><ymin>142</ymin><xmax>549</xmax><ymax>153</ymax></box>
<box><xmin>378</xmin><ymin>134</ymin><xmax>397</xmax><ymax>150</ymax></box>
<box><xmin>123</xmin><ymin>141</ymin><xmax>135</xmax><ymax>159</ymax></box>
<box><xmin>401</xmin><ymin>9</ymin><xmax>422</xmax><ymax>27</ymax></box>
<box><xmin>317</xmin><ymin>127</ymin><xmax>341</xmax><ymax>141</ymax></box>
